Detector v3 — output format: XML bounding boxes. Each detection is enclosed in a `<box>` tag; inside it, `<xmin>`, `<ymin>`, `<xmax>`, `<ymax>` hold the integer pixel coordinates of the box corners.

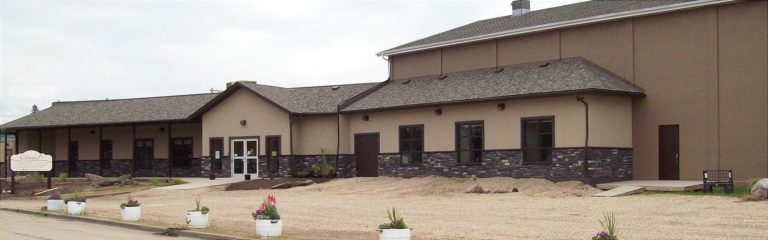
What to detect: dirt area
<box><xmin>225</xmin><ymin>178</ymin><xmax>333</xmax><ymax>191</ymax></box>
<box><xmin>0</xmin><ymin>176</ymin><xmax>155</xmax><ymax>199</ymax></box>
<box><xmin>1</xmin><ymin>177</ymin><xmax>766</xmax><ymax>240</ymax></box>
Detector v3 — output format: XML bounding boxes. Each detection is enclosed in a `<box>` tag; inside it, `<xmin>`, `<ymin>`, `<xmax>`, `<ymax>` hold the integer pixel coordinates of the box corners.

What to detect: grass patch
<box><xmin>150</xmin><ymin>179</ymin><xmax>164</xmax><ymax>187</ymax></box>
<box><xmin>671</xmin><ymin>186</ymin><xmax>751</xmax><ymax>198</ymax></box>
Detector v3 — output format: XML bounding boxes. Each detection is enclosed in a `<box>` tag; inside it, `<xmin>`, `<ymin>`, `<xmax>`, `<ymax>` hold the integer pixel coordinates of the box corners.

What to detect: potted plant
<box><xmin>252</xmin><ymin>194</ymin><xmax>282</xmax><ymax>238</ymax></box>
<box><xmin>186</xmin><ymin>198</ymin><xmax>210</xmax><ymax>228</ymax></box>
<box><xmin>378</xmin><ymin>207</ymin><xmax>411</xmax><ymax>240</ymax></box>
<box><xmin>65</xmin><ymin>194</ymin><xmax>87</xmax><ymax>215</ymax></box>
<box><xmin>46</xmin><ymin>192</ymin><xmax>65</xmax><ymax>211</ymax></box>
<box><xmin>120</xmin><ymin>196</ymin><xmax>141</xmax><ymax>221</ymax></box>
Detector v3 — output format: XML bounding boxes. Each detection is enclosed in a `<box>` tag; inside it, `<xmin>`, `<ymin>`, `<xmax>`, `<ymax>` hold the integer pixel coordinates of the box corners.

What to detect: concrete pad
<box><xmin>592</xmin><ymin>186</ymin><xmax>644</xmax><ymax>197</ymax></box>
<box><xmin>153</xmin><ymin>177</ymin><xmax>245</xmax><ymax>190</ymax></box>
<box><xmin>596</xmin><ymin>180</ymin><xmax>702</xmax><ymax>192</ymax></box>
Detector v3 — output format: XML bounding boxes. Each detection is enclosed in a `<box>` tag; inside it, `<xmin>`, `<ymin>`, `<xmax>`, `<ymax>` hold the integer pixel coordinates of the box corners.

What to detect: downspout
<box><xmin>289</xmin><ymin>114</ymin><xmax>294</xmax><ymax>176</ymax></box>
<box><xmin>576</xmin><ymin>95</ymin><xmax>591</xmax><ymax>183</ymax></box>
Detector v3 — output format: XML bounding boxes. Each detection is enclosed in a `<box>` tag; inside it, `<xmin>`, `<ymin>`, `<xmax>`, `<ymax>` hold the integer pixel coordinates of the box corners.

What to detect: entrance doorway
<box><xmin>658</xmin><ymin>125</ymin><xmax>680</xmax><ymax>180</ymax></box>
<box><xmin>231</xmin><ymin>139</ymin><xmax>258</xmax><ymax>178</ymax></box>
<box><xmin>354</xmin><ymin>133</ymin><xmax>379</xmax><ymax>177</ymax></box>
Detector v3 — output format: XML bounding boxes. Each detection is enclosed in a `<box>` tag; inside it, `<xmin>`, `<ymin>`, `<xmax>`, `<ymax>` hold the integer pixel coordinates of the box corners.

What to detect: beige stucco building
<box><xmin>1</xmin><ymin>0</ymin><xmax>765</xmax><ymax>183</ymax></box>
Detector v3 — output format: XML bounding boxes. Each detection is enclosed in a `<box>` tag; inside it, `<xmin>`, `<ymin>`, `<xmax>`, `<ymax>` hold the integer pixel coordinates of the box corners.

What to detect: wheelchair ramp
<box><xmin>592</xmin><ymin>186</ymin><xmax>644</xmax><ymax>197</ymax></box>
<box><xmin>596</xmin><ymin>180</ymin><xmax>702</xmax><ymax>192</ymax></box>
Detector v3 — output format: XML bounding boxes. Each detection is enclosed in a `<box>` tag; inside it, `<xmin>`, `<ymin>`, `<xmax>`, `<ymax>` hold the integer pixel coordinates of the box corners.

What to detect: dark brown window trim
<box><xmin>398</xmin><ymin>124</ymin><xmax>424</xmax><ymax>165</ymax></box>
<box><xmin>455</xmin><ymin>120</ymin><xmax>484</xmax><ymax>165</ymax></box>
<box><xmin>133</xmin><ymin>138</ymin><xmax>154</xmax><ymax>170</ymax></box>
<box><xmin>170</xmin><ymin>137</ymin><xmax>194</xmax><ymax>169</ymax></box>
<box><xmin>521</xmin><ymin>116</ymin><xmax>555</xmax><ymax>165</ymax></box>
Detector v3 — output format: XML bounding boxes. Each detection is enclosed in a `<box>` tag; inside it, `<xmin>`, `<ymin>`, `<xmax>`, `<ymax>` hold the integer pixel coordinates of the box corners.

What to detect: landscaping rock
<box><xmin>751</xmin><ymin>178</ymin><xmax>768</xmax><ymax>200</ymax></box>
<box><xmin>85</xmin><ymin>173</ymin><xmax>133</xmax><ymax>188</ymax></box>
<box><xmin>465</xmin><ymin>185</ymin><xmax>484</xmax><ymax>193</ymax></box>
<box><xmin>292</xmin><ymin>179</ymin><xmax>315</xmax><ymax>187</ymax></box>
<box><xmin>482</xmin><ymin>188</ymin><xmax>491</xmax><ymax>194</ymax></box>
<box><xmin>512</xmin><ymin>187</ymin><xmax>519</xmax><ymax>193</ymax></box>
<box><xmin>271</xmin><ymin>182</ymin><xmax>293</xmax><ymax>189</ymax></box>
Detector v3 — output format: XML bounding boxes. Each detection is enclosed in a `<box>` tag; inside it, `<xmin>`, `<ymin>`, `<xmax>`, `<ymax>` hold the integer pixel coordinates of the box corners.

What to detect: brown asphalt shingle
<box><xmin>341</xmin><ymin>57</ymin><xmax>644</xmax><ymax>112</ymax></box>
<box><xmin>0</xmin><ymin>93</ymin><xmax>217</xmax><ymax>130</ymax></box>
<box><xmin>383</xmin><ymin>0</ymin><xmax>694</xmax><ymax>54</ymax></box>
<box><xmin>239</xmin><ymin>82</ymin><xmax>379</xmax><ymax>114</ymax></box>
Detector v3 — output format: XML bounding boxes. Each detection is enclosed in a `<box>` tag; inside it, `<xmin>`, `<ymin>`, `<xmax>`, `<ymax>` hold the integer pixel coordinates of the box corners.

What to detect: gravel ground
<box><xmin>1</xmin><ymin>177</ymin><xmax>766</xmax><ymax>240</ymax></box>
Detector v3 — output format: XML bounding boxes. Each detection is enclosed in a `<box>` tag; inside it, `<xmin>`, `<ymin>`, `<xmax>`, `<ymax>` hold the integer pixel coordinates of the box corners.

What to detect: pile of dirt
<box><xmin>224</xmin><ymin>177</ymin><xmax>333</xmax><ymax>191</ymax></box>
<box><xmin>292</xmin><ymin>176</ymin><xmax>601</xmax><ymax>197</ymax></box>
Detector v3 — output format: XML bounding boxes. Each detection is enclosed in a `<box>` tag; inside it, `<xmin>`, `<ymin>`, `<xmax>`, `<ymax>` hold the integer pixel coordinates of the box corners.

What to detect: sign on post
<box><xmin>10</xmin><ymin>150</ymin><xmax>53</xmax><ymax>172</ymax></box>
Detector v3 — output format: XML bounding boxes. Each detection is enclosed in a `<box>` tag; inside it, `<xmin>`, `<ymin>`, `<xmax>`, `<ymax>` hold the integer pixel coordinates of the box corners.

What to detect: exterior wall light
<box><xmin>362</xmin><ymin>115</ymin><xmax>370</xmax><ymax>121</ymax></box>
<box><xmin>240</xmin><ymin>120</ymin><xmax>247</xmax><ymax>126</ymax></box>
<box><xmin>497</xmin><ymin>103</ymin><xmax>505</xmax><ymax>111</ymax></box>
<box><xmin>434</xmin><ymin>108</ymin><xmax>442</xmax><ymax>116</ymax></box>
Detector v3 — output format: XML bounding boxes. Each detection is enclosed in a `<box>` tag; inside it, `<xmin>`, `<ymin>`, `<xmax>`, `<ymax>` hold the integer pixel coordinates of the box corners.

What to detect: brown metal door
<box><xmin>355</xmin><ymin>133</ymin><xmax>379</xmax><ymax>177</ymax></box>
<box><xmin>658</xmin><ymin>125</ymin><xmax>680</xmax><ymax>180</ymax></box>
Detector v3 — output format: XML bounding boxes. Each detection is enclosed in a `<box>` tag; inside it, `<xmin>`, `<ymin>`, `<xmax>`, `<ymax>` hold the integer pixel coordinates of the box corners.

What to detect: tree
<box><xmin>31</xmin><ymin>104</ymin><xmax>39</xmax><ymax>113</ymax></box>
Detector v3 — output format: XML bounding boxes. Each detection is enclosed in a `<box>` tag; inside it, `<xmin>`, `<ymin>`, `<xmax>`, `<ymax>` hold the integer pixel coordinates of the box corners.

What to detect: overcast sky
<box><xmin>0</xmin><ymin>0</ymin><xmax>586</xmax><ymax>124</ymax></box>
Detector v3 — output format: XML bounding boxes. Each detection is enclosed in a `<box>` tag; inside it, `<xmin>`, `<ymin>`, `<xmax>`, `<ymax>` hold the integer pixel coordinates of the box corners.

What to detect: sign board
<box><xmin>10</xmin><ymin>150</ymin><xmax>53</xmax><ymax>171</ymax></box>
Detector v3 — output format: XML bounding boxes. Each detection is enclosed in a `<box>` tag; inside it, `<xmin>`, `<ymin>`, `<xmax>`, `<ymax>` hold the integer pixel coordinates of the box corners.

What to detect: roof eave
<box><xmin>376</xmin><ymin>0</ymin><xmax>737</xmax><ymax>57</ymax></box>
<box><xmin>340</xmin><ymin>89</ymin><xmax>645</xmax><ymax>113</ymax></box>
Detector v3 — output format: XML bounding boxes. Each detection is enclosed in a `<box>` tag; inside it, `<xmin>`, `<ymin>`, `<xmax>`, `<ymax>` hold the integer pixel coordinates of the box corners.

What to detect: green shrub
<box><xmin>378</xmin><ymin>207</ymin><xmax>408</xmax><ymax>229</ymax></box>
<box><xmin>592</xmin><ymin>212</ymin><xmax>618</xmax><ymax>240</ymax></box>
<box><xmin>170</xmin><ymin>178</ymin><xmax>185</xmax><ymax>185</ymax></box>
<box><xmin>311</xmin><ymin>149</ymin><xmax>336</xmax><ymax>178</ymax></box>
<box><xmin>30</xmin><ymin>172</ymin><xmax>44</xmax><ymax>183</ymax></box>
<box><xmin>150</xmin><ymin>179</ymin><xmax>164</xmax><ymax>187</ymax></box>
<box><xmin>58</xmin><ymin>172</ymin><xmax>68</xmax><ymax>182</ymax></box>
<box><xmin>296</xmin><ymin>170</ymin><xmax>310</xmax><ymax>178</ymax></box>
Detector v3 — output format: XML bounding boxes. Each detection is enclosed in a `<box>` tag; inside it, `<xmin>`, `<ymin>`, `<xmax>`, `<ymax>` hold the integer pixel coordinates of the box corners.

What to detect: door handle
<box><xmin>675</xmin><ymin>153</ymin><xmax>679</xmax><ymax>164</ymax></box>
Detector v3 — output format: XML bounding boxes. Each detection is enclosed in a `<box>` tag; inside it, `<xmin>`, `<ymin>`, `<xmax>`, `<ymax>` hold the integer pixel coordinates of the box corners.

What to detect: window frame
<box><xmin>134</xmin><ymin>139</ymin><xmax>154</xmax><ymax>170</ymax></box>
<box><xmin>209</xmin><ymin>137</ymin><xmax>224</xmax><ymax>171</ymax></box>
<box><xmin>170</xmin><ymin>137</ymin><xmax>194</xmax><ymax>169</ymax></box>
<box><xmin>455</xmin><ymin>121</ymin><xmax>484</xmax><ymax>165</ymax></box>
<box><xmin>100</xmin><ymin>140</ymin><xmax>113</xmax><ymax>170</ymax></box>
<box><xmin>398</xmin><ymin>124</ymin><xmax>424</xmax><ymax>165</ymax></box>
<box><xmin>521</xmin><ymin>116</ymin><xmax>555</xmax><ymax>165</ymax></box>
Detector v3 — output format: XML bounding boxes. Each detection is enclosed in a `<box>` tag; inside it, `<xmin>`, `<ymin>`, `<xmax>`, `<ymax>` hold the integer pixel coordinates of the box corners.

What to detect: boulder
<box><xmin>271</xmin><ymin>182</ymin><xmax>293</xmax><ymax>189</ymax></box>
<box><xmin>465</xmin><ymin>185</ymin><xmax>484</xmax><ymax>193</ymax></box>
<box><xmin>511</xmin><ymin>187</ymin><xmax>519</xmax><ymax>193</ymax></box>
<box><xmin>292</xmin><ymin>179</ymin><xmax>315</xmax><ymax>187</ymax></box>
<box><xmin>85</xmin><ymin>173</ymin><xmax>134</xmax><ymax>188</ymax></box>
<box><xmin>482</xmin><ymin>188</ymin><xmax>491</xmax><ymax>194</ymax></box>
<box><xmin>751</xmin><ymin>178</ymin><xmax>768</xmax><ymax>201</ymax></box>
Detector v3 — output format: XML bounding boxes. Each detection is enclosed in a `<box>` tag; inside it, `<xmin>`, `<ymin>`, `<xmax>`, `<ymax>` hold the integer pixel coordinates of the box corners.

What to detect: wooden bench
<box><xmin>702</xmin><ymin>170</ymin><xmax>734</xmax><ymax>194</ymax></box>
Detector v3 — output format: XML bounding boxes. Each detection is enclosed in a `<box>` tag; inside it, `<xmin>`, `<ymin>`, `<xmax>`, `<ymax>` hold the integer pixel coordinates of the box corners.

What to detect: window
<box><xmin>399</xmin><ymin>125</ymin><xmax>423</xmax><ymax>164</ymax></box>
<box><xmin>134</xmin><ymin>139</ymin><xmax>154</xmax><ymax>169</ymax></box>
<box><xmin>266</xmin><ymin>136</ymin><xmax>280</xmax><ymax>171</ymax></box>
<box><xmin>100</xmin><ymin>140</ymin><xmax>113</xmax><ymax>170</ymax></box>
<box><xmin>68</xmin><ymin>141</ymin><xmax>78</xmax><ymax>171</ymax></box>
<box><xmin>171</xmin><ymin>138</ymin><xmax>193</xmax><ymax>168</ymax></box>
<box><xmin>522</xmin><ymin>117</ymin><xmax>554</xmax><ymax>164</ymax></box>
<box><xmin>456</xmin><ymin>121</ymin><xmax>483</xmax><ymax>164</ymax></box>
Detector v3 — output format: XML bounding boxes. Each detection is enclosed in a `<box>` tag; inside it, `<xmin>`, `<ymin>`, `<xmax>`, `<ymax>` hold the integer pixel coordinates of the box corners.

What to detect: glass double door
<box><xmin>231</xmin><ymin>139</ymin><xmax>258</xmax><ymax>177</ymax></box>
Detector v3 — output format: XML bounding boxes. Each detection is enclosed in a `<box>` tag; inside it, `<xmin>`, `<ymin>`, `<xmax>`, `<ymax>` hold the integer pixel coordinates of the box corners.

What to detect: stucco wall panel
<box><xmin>561</xmin><ymin>19</ymin><xmax>634</xmax><ymax>82</ymax></box>
<box><xmin>347</xmin><ymin>95</ymin><xmax>632</xmax><ymax>153</ymax></box>
<box><xmin>202</xmin><ymin>89</ymin><xmax>291</xmax><ymax>156</ymax></box>
<box><xmin>441</xmin><ymin>41</ymin><xmax>497</xmax><ymax>74</ymax></box>
<box><xmin>295</xmin><ymin>115</ymin><xmax>338</xmax><ymax>155</ymax></box>
<box><xmin>633</xmin><ymin>7</ymin><xmax>716</xmax><ymax>180</ymax></box>
<box><xmin>70</xmin><ymin>128</ymin><xmax>99</xmax><ymax>160</ymax></box>
<box><xmin>391</xmin><ymin>50</ymin><xmax>441</xmax><ymax>80</ymax></box>
<box><xmin>497</xmin><ymin>31</ymin><xmax>560</xmax><ymax>66</ymax></box>
<box><xmin>102</xmin><ymin>126</ymin><xmax>133</xmax><ymax>160</ymax></box>
<box><xmin>717</xmin><ymin>1</ymin><xmax>768</xmax><ymax>179</ymax></box>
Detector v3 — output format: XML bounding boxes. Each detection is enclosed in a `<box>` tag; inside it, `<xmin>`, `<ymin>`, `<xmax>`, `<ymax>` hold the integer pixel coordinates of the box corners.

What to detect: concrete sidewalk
<box><xmin>154</xmin><ymin>177</ymin><xmax>245</xmax><ymax>190</ymax></box>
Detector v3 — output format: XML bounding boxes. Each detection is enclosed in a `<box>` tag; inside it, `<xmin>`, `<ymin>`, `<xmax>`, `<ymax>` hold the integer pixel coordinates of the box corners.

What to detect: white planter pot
<box><xmin>379</xmin><ymin>229</ymin><xmax>411</xmax><ymax>240</ymax></box>
<box><xmin>121</xmin><ymin>206</ymin><xmax>141</xmax><ymax>221</ymax></box>
<box><xmin>47</xmin><ymin>200</ymin><xmax>65</xmax><ymax>211</ymax></box>
<box><xmin>255</xmin><ymin>219</ymin><xmax>283</xmax><ymax>237</ymax></box>
<box><xmin>67</xmin><ymin>201</ymin><xmax>86</xmax><ymax>215</ymax></box>
<box><xmin>186</xmin><ymin>211</ymin><xmax>209</xmax><ymax>228</ymax></box>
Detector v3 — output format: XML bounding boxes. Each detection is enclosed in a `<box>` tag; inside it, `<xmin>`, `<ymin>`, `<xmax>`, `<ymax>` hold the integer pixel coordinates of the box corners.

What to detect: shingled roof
<box><xmin>341</xmin><ymin>57</ymin><xmax>644</xmax><ymax>112</ymax></box>
<box><xmin>379</xmin><ymin>0</ymin><xmax>731</xmax><ymax>56</ymax></box>
<box><xmin>195</xmin><ymin>81</ymin><xmax>380</xmax><ymax>115</ymax></box>
<box><xmin>0</xmin><ymin>93</ymin><xmax>218</xmax><ymax>130</ymax></box>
